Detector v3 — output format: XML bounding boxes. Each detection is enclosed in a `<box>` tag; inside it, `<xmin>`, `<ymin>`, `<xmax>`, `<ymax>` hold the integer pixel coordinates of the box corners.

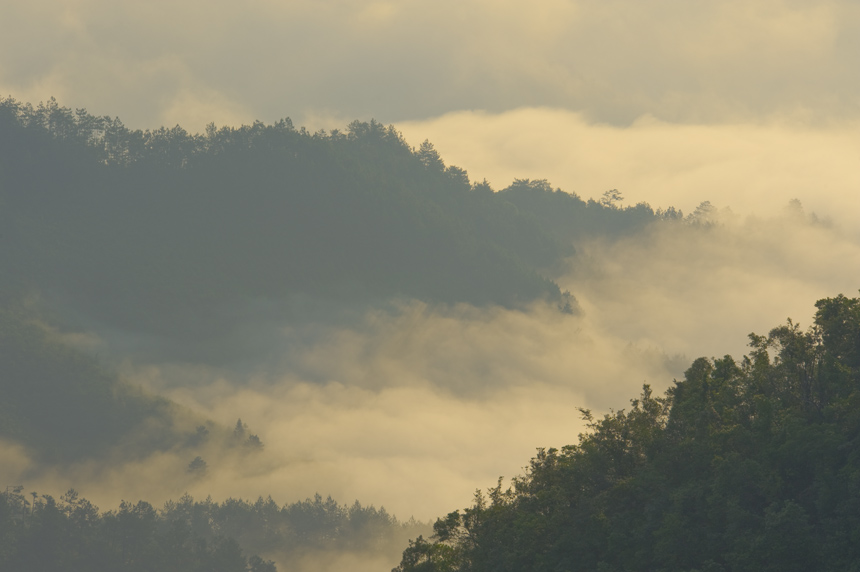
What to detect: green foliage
<box><xmin>395</xmin><ymin>292</ymin><xmax>860</xmax><ymax>572</ymax></box>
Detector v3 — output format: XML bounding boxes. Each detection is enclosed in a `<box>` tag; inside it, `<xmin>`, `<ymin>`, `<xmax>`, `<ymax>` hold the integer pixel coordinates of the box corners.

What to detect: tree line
<box><xmin>0</xmin><ymin>488</ymin><xmax>426</xmax><ymax>572</ymax></box>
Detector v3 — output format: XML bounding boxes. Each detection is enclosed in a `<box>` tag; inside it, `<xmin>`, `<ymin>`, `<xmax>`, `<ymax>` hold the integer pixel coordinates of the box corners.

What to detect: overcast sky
<box><xmin>3</xmin><ymin>0</ymin><xmax>859</xmax><ymax>127</ymax></box>
<box><xmin>3</xmin><ymin>0</ymin><xmax>859</xmax><ymax>218</ymax></box>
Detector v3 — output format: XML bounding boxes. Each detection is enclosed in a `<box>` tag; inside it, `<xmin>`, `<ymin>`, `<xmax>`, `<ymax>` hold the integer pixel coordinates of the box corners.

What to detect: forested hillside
<box><xmin>0</xmin><ymin>307</ymin><xmax>185</xmax><ymax>463</ymax></box>
<box><xmin>0</xmin><ymin>96</ymin><xmax>660</xmax><ymax>347</ymax></box>
<box><xmin>0</xmin><ymin>489</ymin><xmax>424</xmax><ymax>572</ymax></box>
<box><xmin>395</xmin><ymin>292</ymin><xmax>860</xmax><ymax>572</ymax></box>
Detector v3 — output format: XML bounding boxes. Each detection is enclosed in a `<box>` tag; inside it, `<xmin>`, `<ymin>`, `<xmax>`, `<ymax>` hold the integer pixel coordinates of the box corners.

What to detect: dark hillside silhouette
<box><xmin>0</xmin><ymin>96</ymin><xmax>660</xmax><ymax>347</ymax></box>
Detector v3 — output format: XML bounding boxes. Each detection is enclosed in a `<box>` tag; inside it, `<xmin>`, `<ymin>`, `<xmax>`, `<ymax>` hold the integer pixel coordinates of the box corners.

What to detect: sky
<box><xmin>2</xmin><ymin>0</ymin><xmax>859</xmax><ymax>219</ymax></box>
<box><xmin>2</xmin><ymin>1</ymin><xmax>860</xmax><ymax>564</ymax></box>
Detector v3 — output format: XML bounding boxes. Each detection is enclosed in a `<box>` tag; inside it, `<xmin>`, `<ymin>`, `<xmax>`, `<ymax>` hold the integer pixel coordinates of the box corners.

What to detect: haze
<box><xmin>1</xmin><ymin>2</ymin><xmax>858</xmax><ymax>570</ymax></box>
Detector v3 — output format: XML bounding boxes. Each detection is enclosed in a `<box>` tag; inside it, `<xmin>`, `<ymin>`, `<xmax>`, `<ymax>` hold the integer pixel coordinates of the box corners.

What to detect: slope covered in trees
<box><xmin>0</xmin><ymin>306</ymin><xmax>192</xmax><ymax>463</ymax></box>
<box><xmin>0</xmin><ymin>489</ymin><xmax>424</xmax><ymax>572</ymax></box>
<box><xmin>395</xmin><ymin>292</ymin><xmax>860</xmax><ymax>572</ymax></box>
<box><xmin>0</xmin><ymin>96</ymin><xmax>663</xmax><ymax>347</ymax></box>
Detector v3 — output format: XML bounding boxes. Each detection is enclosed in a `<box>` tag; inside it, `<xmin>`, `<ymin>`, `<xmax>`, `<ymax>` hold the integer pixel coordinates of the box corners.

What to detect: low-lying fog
<box><xmin>3</xmin><ymin>206</ymin><xmax>857</xmax><ymax>529</ymax></box>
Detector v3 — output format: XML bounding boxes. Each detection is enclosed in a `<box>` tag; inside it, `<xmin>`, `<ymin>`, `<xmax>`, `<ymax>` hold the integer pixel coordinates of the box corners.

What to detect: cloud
<box><xmin>2</xmin><ymin>0</ymin><xmax>859</xmax><ymax>130</ymax></box>
<box><xmin>560</xmin><ymin>211</ymin><xmax>860</xmax><ymax>363</ymax></box>
<box><xmin>13</xmin><ymin>208</ymin><xmax>854</xmax><ymax>516</ymax></box>
<box><xmin>397</xmin><ymin>108</ymin><xmax>860</xmax><ymax>233</ymax></box>
<box><xmin>112</xmin><ymin>301</ymin><xmax>674</xmax><ymax>521</ymax></box>
<box><xmin>3</xmin><ymin>205</ymin><xmax>858</xmax><ymax>572</ymax></box>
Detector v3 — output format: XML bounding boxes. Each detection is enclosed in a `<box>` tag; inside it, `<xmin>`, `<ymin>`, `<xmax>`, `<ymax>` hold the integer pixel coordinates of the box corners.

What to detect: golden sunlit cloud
<box><xmin>2</xmin><ymin>0</ymin><xmax>859</xmax><ymax>129</ymax></box>
<box><xmin>398</xmin><ymin>108</ymin><xmax>860</xmax><ymax>231</ymax></box>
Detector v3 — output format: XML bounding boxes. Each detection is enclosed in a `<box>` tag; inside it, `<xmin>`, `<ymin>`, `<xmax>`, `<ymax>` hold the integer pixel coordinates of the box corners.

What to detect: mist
<box><xmin>3</xmin><ymin>1</ymin><xmax>858</xmax><ymax>569</ymax></box>
<box><xmin>397</xmin><ymin>109</ymin><xmax>860</xmax><ymax>233</ymax></box>
<box><xmin>4</xmin><ymin>206</ymin><xmax>856</xmax><ymax>526</ymax></box>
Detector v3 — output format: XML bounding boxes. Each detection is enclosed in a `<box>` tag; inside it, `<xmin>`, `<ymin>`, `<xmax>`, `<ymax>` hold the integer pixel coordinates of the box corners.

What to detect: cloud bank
<box><xmin>4</xmin><ymin>209</ymin><xmax>857</xmax><ymax>526</ymax></box>
<box><xmin>3</xmin><ymin>0</ymin><xmax>859</xmax><ymax>130</ymax></box>
<box><xmin>398</xmin><ymin>109</ymin><xmax>860</xmax><ymax>231</ymax></box>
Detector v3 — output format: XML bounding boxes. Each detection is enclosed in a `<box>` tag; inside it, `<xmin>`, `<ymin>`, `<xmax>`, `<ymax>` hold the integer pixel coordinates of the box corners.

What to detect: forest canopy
<box><xmin>0</xmin><ymin>96</ymin><xmax>666</xmax><ymax>350</ymax></box>
<box><xmin>394</xmin><ymin>292</ymin><xmax>860</xmax><ymax>572</ymax></box>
